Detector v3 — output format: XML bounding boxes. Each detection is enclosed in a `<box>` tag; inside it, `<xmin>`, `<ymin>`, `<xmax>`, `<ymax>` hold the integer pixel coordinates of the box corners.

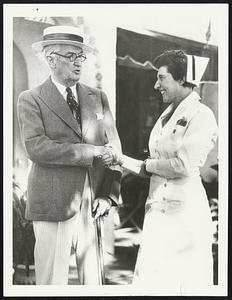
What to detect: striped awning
<box><xmin>117</xmin><ymin>55</ymin><xmax>157</xmax><ymax>71</ymax></box>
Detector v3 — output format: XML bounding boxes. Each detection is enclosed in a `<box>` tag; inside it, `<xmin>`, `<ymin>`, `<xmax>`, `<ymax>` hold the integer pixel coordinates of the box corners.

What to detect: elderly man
<box><xmin>17</xmin><ymin>25</ymin><xmax>122</xmax><ymax>285</ymax></box>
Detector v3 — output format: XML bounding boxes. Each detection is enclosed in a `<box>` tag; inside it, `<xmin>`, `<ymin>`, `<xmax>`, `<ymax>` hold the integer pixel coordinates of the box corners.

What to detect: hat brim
<box><xmin>32</xmin><ymin>40</ymin><xmax>93</xmax><ymax>53</ymax></box>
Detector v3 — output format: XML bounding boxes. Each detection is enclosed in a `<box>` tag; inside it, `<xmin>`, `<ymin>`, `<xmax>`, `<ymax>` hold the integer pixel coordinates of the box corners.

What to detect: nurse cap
<box><xmin>185</xmin><ymin>54</ymin><xmax>209</xmax><ymax>86</ymax></box>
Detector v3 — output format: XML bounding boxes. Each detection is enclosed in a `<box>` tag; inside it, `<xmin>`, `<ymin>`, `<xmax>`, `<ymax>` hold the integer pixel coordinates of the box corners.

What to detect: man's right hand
<box><xmin>94</xmin><ymin>146</ymin><xmax>106</xmax><ymax>159</ymax></box>
<box><xmin>94</xmin><ymin>145</ymin><xmax>115</xmax><ymax>166</ymax></box>
<box><xmin>102</xmin><ymin>144</ymin><xmax>123</xmax><ymax>167</ymax></box>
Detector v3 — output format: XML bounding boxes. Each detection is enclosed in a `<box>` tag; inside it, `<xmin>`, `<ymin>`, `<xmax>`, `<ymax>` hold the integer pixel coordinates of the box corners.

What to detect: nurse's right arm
<box><xmin>145</xmin><ymin>107</ymin><xmax>218</xmax><ymax>179</ymax></box>
<box><xmin>102</xmin><ymin>145</ymin><xmax>149</xmax><ymax>177</ymax></box>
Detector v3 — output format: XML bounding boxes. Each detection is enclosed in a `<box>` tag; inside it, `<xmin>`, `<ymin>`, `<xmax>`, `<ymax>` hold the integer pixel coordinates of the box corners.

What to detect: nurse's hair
<box><xmin>153</xmin><ymin>50</ymin><xmax>196</xmax><ymax>88</ymax></box>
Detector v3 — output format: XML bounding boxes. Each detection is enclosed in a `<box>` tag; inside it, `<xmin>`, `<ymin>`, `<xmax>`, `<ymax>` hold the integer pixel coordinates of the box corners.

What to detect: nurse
<box><xmin>103</xmin><ymin>50</ymin><xmax>218</xmax><ymax>294</ymax></box>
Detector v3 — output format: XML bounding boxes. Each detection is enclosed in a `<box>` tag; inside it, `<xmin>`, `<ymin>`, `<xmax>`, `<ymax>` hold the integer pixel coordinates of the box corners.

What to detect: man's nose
<box><xmin>154</xmin><ymin>80</ymin><xmax>160</xmax><ymax>90</ymax></box>
<box><xmin>73</xmin><ymin>59</ymin><xmax>81</xmax><ymax>66</ymax></box>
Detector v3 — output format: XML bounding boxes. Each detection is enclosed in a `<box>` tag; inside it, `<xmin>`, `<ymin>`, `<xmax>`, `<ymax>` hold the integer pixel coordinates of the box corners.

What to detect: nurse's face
<box><xmin>154</xmin><ymin>66</ymin><xmax>182</xmax><ymax>104</ymax></box>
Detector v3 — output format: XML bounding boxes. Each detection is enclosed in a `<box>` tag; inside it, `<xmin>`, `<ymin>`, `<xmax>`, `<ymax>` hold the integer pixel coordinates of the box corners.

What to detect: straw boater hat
<box><xmin>32</xmin><ymin>25</ymin><xmax>93</xmax><ymax>53</ymax></box>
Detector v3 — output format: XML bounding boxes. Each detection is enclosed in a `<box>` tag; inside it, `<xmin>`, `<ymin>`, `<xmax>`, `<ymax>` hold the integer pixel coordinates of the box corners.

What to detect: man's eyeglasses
<box><xmin>50</xmin><ymin>51</ymin><xmax>87</xmax><ymax>62</ymax></box>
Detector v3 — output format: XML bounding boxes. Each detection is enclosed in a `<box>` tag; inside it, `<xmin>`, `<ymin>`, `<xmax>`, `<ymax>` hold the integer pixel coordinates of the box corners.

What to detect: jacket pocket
<box><xmin>52</xmin><ymin>167</ymin><xmax>85</xmax><ymax>215</ymax></box>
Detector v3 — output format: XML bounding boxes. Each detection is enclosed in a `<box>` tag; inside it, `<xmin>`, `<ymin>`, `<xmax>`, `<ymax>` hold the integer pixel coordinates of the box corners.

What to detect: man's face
<box><xmin>154</xmin><ymin>66</ymin><xmax>181</xmax><ymax>104</ymax></box>
<box><xmin>50</xmin><ymin>44</ymin><xmax>85</xmax><ymax>86</ymax></box>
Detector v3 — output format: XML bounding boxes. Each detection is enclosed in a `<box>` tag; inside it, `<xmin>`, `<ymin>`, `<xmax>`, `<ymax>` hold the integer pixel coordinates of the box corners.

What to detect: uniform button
<box><xmin>161</xmin><ymin>209</ymin><xmax>165</xmax><ymax>213</ymax></box>
<box><xmin>163</xmin><ymin>197</ymin><xmax>166</xmax><ymax>201</ymax></box>
<box><xmin>164</xmin><ymin>183</ymin><xmax>167</xmax><ymax>187</ymax></box>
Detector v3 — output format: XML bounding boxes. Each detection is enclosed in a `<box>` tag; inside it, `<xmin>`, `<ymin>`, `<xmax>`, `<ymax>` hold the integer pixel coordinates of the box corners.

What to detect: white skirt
<box><xmin>133</xmin><ymin>195</ymin><xmax>214</xmax><ymax>294</ymax></box>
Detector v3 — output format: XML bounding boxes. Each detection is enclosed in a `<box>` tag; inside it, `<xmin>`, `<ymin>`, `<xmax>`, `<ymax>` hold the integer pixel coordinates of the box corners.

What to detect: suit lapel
<box><xmin>38</xmin><ymin>77</ymin><xmax>82</xmax><ymax>138</ymax></box>
<box><xmin>77</xmin><ymin>83</ymin><xmax>97</xmax><ymax>138</ymax></box>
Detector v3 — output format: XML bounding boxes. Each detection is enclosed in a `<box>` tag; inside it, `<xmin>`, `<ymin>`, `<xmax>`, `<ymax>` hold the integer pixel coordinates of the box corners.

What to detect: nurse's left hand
<box><xmin>92</xmin><ymin>197</ymin><xmax>112</xmax><ymax>220</ymax></box>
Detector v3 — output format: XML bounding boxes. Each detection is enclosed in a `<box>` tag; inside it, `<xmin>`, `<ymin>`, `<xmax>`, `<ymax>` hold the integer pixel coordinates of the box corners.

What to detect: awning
<box><xmin>117</xmin><ymin>27</ymin><xmax>218</xmax><ymax>81</ymax></box>
<box><xmin>117</xmin><ymin>55</ymin><xmax>157</xmax><ymax>71</ymax></box>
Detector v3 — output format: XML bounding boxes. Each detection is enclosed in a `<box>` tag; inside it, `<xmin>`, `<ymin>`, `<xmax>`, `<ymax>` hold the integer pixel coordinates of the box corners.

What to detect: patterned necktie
<box><xmin>66</xmin><ymin>87</ymin><xmax>82</xmax><ymax>128</ymax></box>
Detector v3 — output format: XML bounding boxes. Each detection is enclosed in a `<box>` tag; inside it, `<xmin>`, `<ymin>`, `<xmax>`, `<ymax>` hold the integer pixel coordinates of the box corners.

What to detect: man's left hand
<box><xmin>92</xmin><ymin>197</ymin><xmax>112</xmax><ymax>220</ymax></box>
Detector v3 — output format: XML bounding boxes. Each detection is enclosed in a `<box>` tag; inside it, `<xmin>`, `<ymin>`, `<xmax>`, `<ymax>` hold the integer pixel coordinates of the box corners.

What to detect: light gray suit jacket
<box><xmin>17</xmin><ymin>77</ymin><xmax>121</xmax><ymax>221</ymax></box>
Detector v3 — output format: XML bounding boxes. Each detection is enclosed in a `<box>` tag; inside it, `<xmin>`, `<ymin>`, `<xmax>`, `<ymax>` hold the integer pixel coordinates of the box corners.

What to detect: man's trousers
<box><xmin>32</xmin><ymin>176</ymin><xmax>100</xmax><ymax>285</ymax></box>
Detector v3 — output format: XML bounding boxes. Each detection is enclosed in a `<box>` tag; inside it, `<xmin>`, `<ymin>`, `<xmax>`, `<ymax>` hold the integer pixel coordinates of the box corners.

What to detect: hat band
<box><xmin>43</xmin><ymin>33</ymin><xmax>83</xmax><ymax>43</ymax></box>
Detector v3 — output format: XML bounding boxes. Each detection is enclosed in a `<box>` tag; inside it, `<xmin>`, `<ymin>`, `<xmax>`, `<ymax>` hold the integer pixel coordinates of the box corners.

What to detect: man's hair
<box><xmin>35</xmin><ymin>44</ymin><xmax>62</xmax><ymax>65</ymax></box>
<box><xmin>153</xmin><ymin>50</ymin><xmax>195</xmax><ymax>88</ymax></box>
<box><xmin>43</xmin><ymin>44</ymin><xmax>62</xmax><ymax>56</ymax></box>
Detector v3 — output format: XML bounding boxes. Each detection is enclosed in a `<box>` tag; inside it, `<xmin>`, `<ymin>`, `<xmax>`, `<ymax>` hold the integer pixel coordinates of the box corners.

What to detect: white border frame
<box><xmin>3</xmin><ymin>3</ymin><xmax>228</xmax><ymax>296</ymax></box>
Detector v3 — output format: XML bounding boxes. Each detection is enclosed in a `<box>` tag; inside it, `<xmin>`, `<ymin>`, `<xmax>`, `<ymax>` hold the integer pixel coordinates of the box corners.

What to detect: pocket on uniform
<box><xmin>166</xmin><ymin>199</ymin><xmax>184</xmax><ymax>214</ymax></box>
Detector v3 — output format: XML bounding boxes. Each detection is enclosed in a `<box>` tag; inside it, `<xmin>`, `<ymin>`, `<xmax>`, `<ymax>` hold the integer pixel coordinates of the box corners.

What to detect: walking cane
<box><xmin>95</xmin><ymin>216</ymin><xmax>106</xmax><ymax>285</ymax></box>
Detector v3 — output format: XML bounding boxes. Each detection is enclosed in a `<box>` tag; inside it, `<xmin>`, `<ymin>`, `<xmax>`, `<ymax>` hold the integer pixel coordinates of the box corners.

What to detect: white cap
<box><xmin>186</xmin><ymin>54</ymin><xmax>209</xmax><ymax>86</ymax></box>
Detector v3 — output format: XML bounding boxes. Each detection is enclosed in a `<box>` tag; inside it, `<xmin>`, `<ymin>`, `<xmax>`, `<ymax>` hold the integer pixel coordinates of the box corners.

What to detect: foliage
<box><xmin>13</xmin><ymin>179</ymin><xmax>35</xmax><ymax>269</ymax></box>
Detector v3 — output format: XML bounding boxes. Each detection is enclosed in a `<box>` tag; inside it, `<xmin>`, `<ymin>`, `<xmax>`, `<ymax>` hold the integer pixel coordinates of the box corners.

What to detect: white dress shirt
<box><xmin>51</xmin><ymin>76</ymin><xmax>78</xmax><ymax>104</ymax></box>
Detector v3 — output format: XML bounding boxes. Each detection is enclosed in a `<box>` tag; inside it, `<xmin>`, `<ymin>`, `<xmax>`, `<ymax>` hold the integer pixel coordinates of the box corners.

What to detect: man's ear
<box><xmin>46</xmin><ymin>55</ymin><xmax>56</xmax><ymax>69</ymax></box>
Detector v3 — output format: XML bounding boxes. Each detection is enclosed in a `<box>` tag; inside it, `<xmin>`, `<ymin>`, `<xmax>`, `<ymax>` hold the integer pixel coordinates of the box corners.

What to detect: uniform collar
<box><xmin>161</xmin><ymin>91</ymin><xmax>201</xmax><ymax>121</ymax></box>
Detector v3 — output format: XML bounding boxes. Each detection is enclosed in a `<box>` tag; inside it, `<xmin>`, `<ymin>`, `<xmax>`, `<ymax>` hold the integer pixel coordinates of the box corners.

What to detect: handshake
<box><xmin>94</xmin><ymin>144</ymin><xmax>123</xmax><ymax>167</ymax></box>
